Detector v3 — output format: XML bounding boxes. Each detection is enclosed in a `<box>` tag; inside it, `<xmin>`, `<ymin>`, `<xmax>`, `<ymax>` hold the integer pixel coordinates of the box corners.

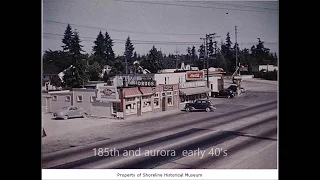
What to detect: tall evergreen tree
<box><xmin>198</xmin><ymin>44</ymin><xmax>205</xmax><ymax>69</ymax></box>
<box><xmin>208</xmin><ymin>38</ymin><xmax>214</xmax><ymax>67</ymax></box>
<box><xmin>92</xmin><ymin>31</ymin><xmax>106</xmax><ymax>67</ymax></box>
<box><xmin>191</xmin><ymin>46</ymin><xmax>197</xmax><ymax>66</ymax></box>
<box><xmin>186</xmin><ymin>47</ymin><xmax>191</xmax><ymax>65</ymax></box>
<box><xmin>105</xmin><ymin>31</ymin><xmax>115</xmax><ymax>66</ymax></box>
<box><xmin>220</xmin><ymin>32</ymin><xmax>235</xmax><ymax>72</ymax></box>
<box><xmin>140</xmin><ymin>46</ymin><xmax>162</xmax><ymax>73</ymax></box>
<box><xmin>124</xmin><ymin>36</ymin><xmax>134</xmax><ymax>73</ymax></box>
<box><xmin>61</xmin><ymin>24</ymin><xmax>73</xmax><ymax>52</ymax></box>
<box><xmin>88</xmin><ymin>62</ymin><xmax>102</xmax><ymax>81</ymax></box>
<box><xmin>70</xmin><ymin>30</ymin><xmax>84</xmax><ymax>56</ymax></box>
<box><xmin>225</xmin><ymin>32</ymin><xmax>233</xmax><ymax>50</ymax></box>
<box><xmin>63</xmin><ymin>30</ymin><xmax>88</xmax><ymax>88</ymax></box>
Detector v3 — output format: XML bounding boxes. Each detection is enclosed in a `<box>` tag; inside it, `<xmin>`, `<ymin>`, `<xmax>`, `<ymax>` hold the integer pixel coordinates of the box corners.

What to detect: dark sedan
<box><xmin>216</xmin><ymin>89</ymin><xmax>235</xmax><ymax>98</ymax></box>
<box><xmin>184</xmin><ymin>99</ymin><xmax>216</xmax><ymax>112</ymax></box>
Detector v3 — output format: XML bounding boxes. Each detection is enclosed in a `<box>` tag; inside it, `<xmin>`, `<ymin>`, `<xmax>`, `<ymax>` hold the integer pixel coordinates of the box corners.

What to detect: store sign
<box><xmin>136</xmin><ymin>80</ymin><xmax>156</xmax><ymax>87</ymax></box>
<box><xmin>186</xmin><ymin>71</ymin><xmax>204</xmax><ymax>81</ymax></box>
<box><xmin>179</xmin><ymin>81</ymin><xmax>206</xmax><ymax>89</ymax></box>
<box><xmin>163</xmin><ymin>85</ymin><xmax>173</xmax><ymax>91</ymax></box>
<box><xmin>141</xmin><ymin>77</ymin><xmax>154</xmax><ymax>81</ymax></box>
<box><xmin>96</xmin><ymin>85</ymin><xmax>118</xmax><ymax>101</ymax></box>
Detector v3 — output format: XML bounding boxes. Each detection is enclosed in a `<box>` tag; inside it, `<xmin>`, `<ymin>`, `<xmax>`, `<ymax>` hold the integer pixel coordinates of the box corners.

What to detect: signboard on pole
<box><xmin>96</xmin><ymin>84</ymin><xmax>119</xmax><ymax>101</ymax></box>
<box><xmin>136</xmin><ymin>80</ymin><xmax>156</xmax><ymax>87</ymax></box>
<box><xmin>186</xmin><ymin>71</ymin><xmax>205</xmax><ymax>81</ymax></box>
<box><xmin>163</xmin><ymin>85</ymin><xmax>174</xmax><ymax>91</ymax></box>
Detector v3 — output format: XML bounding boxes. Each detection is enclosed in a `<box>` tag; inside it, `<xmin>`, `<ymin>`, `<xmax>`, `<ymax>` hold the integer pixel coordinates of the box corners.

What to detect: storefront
<box><xmin>121</xmin><ymin>87</ymin><xmax>141</xmax><ymax>116</ymax></box>
<box><xmin>160</xmin><ymin>84</ymin><xmax>180</xmax><ymax>111</ymax></box>
<box><xmin>179</xmin><ymin>81</ymin><xmax>211</xmax><ymax>103</ymax></box>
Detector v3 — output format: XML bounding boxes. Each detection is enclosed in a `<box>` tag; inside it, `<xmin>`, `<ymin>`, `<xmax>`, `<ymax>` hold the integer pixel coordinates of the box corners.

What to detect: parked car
<box><xmin>227</xmin><ymin>84</ymin><xmax>246</xmax><ymax>94</ymax></box>
<box><xmin>184</xmin><ymin>99</ymin><xmax>216</xmax><ymax>112</ymax></box>
<box><xmin>227</xmin><ymin>84</ymin><xmax>238</xmax><ymax>95</ymax></box>
<box><xmin>217</xmin><ymin>89</ymin><xmax>235</xmax><ymax>98</ymax></box>
<box><xmin>53</xmin><ymin>106</ymin><xmax>87</xmax><ymax>120</ymax></box>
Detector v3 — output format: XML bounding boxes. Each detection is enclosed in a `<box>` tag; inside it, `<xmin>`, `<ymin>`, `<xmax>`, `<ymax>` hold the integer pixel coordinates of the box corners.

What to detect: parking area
<box><xmin>42</xmin><ymin>113</ymin><xmax>116</xmax><ymax>137</ymax></box>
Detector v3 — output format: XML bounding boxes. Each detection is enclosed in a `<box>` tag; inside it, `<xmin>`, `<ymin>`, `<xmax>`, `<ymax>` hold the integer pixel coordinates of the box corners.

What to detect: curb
<box><xmin>124</xmin><ymin>110</ymin><xmax>184</xmax><ymax>121</ymax></box>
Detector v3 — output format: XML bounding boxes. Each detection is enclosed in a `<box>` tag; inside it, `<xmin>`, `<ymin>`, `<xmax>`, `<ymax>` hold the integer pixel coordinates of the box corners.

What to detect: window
<box><xmin>154</xmin><ymin>97</ymin><xmax>160</xmax><ymax>109</ymax></box>
<box><xmin>174</xmin><ymin>90</ymin><xmax>178</xmax><ymax>95</ymax></box>
<box><xmin>125</xmin><ymin>102</ymin><xmax>136</xmax><ymax>114</ymax></box>
<box><xmin>166</xmin><ymin>91</ymin><xmax>172</xmax><ymax>96</ymax></box>
<box><xmin>125</xmin><ymin>97</ymin><xmax>137</xmax><ymax>114</ymax></box>
<box><xmin>164</xmin><ymin>77</ymin><xmax>167</xmax><ymax>84</ymax></box>
<box><xmin>65</xmin><ymin>96</ymin><xmax>71</xmax><ymax>102</ymax></box>
<box><xmin>126</xmin><ymin>97</ymin><xmax>135</xmax><ymax>102</ymax></box>
<box><xmin>52</xmin><ymin>96</ymin><xmax>57</xmax><ymax>101</ymax></box>
<box><xmin>77</xmin><ymin>95</ymin><xmax>83</xmax><ymax>102</ymax></box>
<box><xmin>90</xmin><ymin>96</ymin><xmax>96</xmax><ymax>103</ymax></box>
<box><xmin>154</xmin><ymin>93</ymin><xmax>159</xmax><ymax>98</ymax></box>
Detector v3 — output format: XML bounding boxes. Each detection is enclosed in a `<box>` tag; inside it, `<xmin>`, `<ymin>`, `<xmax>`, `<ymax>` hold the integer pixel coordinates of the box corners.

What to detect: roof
<box><xmin>123</xmin><ymin>88</ymin><xmax>142</xmax><ymax>98</ymax></box>
<box><xmin>139</xmin><ymin>87</ymin><xmax>154</xmax><ymax>96</ymax></box>
<box><xmin>48</xmin><ymin>90</ymin><xmax>71</xmax><ymax>94</ymax></box>
<box><xmin>180</xmin><ymin>87</ymin><xmax>211</xmax><ymax>95</ymax></box>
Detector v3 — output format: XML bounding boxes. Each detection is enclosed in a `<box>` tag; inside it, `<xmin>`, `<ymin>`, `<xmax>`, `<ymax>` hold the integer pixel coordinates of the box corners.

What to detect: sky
<box><xmin>42</xmin><ymin>0</ymin><xmax>278</xmax><ymax>57</ymax></box>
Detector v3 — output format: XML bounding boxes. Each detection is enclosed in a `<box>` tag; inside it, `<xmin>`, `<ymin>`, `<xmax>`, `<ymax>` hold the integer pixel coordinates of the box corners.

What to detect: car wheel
<box><xmin>205</xmin><ymin>107</ymin><xmax>211</xmax><ymax>112</ymax></box>
<box><xmin>185</xmin><ymin>107</ymin><xmax>191</xmax><ymax>112</ymax></box>
<box><xmin>63</xmin><ymin>115</ymin><xmax>68</xmax><ymax>120</ymax></box>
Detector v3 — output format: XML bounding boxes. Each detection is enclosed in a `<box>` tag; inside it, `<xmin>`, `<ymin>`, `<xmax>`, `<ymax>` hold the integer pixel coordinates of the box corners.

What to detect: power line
<box><xmin>44</xmin><ymin>20</ymin><xmax>204</xmax><ymax>36</ymax></box>
<box><xmin>114</xmin><ymin>0</ymin><xmax>277</xmax><ymax>13</ymax></box>
<box><xmin>43</xmin><ymin>35</ymin><xmax>203</xmax><ymax>46</ymax></box>
<box><xmin>43</xmin><ymin>32</ymin><xmax>204</xmax><ymax>44</ymax></box>
<box><xmin>187</xmin><ymin>1</ymin><xmax>277</xmax><ymax>11</ymax></box>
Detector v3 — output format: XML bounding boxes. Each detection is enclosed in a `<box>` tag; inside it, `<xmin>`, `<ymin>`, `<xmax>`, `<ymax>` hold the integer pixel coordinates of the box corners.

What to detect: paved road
<box><xmin>42</xmin><ymin>79</ymin><xmax>277</xmax><ymax>169</ymax></box>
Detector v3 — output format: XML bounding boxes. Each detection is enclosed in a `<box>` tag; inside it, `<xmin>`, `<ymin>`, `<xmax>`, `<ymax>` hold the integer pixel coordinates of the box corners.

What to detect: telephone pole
<box><xmin>200</xmin><ymin>38</ymin><xmax>206</xmax><ymax>69</ymax></box>
<box><xmin>235</xmin><ymin>26</ymin><xmax>239</xmax><ymax>75</ymax></box>
<box><xmin>201</xmin><ymin>33</ymin><xmax>216</xmax><ymax>92</ymax></box>
<box><xmin>174</xmin><ymin>47</ymin><xmax>180</xmax><ymax>69</ymax></box>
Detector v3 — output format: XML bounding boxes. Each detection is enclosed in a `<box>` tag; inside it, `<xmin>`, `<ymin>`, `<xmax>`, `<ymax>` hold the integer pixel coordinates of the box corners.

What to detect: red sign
<box><xmin>186</xmin><ymin>71</ymin><xmax>204</xmax><ymax>80</ymax></box>
<box><xmin>102</xmin><ymin>88</ymin><xmax>115</xmax><ymax>96</ymax></box>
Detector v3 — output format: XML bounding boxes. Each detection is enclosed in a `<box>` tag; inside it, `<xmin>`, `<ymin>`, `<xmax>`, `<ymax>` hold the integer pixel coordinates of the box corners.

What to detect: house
<box><xmin>43</xmin><ymin>65</ymin><xmax>63</xmax><ymax>91</ymax></box>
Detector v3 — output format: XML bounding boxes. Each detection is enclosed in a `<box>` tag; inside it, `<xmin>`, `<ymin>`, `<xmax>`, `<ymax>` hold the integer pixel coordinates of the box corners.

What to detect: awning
<box><xmin>124</xmin><ymin>88</ymin><xmax>142</xmax><ymax>98</ymax></box>
<box><xmin>140</xmin><ymin>87</ymin><xmax>154</xmax><ymax>96</ymax></box>
<box><xmin>180</xmin><ymin>87</ymin><xmax>211</xmax><ymax>96</ymax></box>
